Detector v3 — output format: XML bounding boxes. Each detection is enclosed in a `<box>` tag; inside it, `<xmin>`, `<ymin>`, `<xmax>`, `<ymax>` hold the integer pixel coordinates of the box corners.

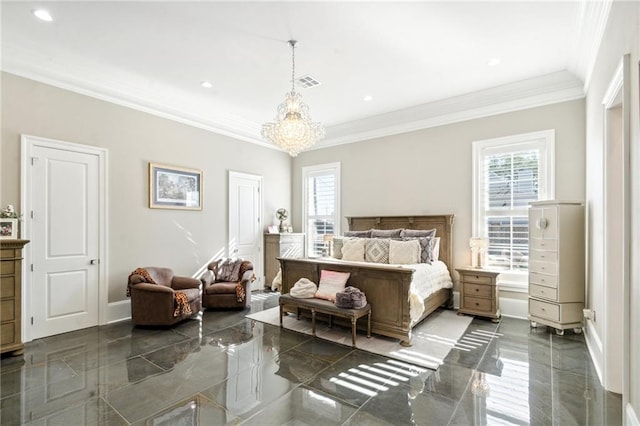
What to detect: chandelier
<box><xmin>261</xmin><ymin>40</ymin><xmax>325</xmax><ymax>157</ymax></box>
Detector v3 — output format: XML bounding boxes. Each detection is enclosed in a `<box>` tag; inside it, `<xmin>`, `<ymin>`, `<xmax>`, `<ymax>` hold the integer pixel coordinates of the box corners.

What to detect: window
<box><xmin>472</xmin><ymin>130</ymin><xmax>555</xmax><ymax>290</ymax></box>
<box><xmin>302</xmin><ymin>163</ymin><xmax>341</xmax><ymax>257</ymax></box>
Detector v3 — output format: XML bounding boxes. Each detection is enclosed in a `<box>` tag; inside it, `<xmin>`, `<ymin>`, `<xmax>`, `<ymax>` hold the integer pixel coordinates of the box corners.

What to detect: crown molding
<box><xmin>569</xmin><ymin>0</ymin><xmax>613</xmax><ymax>91</ymax></box>
<box><xmin>2</xmin><ymin>42</ymin><xmax>584</xmax><ymax>153</ymax></box>
<box><xmin>316</xmin><ymin>71</ymin><xmax>584</xmax><ymax>150</ymax></box>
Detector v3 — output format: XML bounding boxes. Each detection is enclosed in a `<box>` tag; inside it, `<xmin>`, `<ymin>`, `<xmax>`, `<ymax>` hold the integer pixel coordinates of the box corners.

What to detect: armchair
<box><xmin>201</xmin><ymin>259</ymin><xmax>254</xmax><ymax>309</ymax></box>
<box><xmin>128</xmin><ymin>267</ymin><xmax>202</xmax><ymax>326</ymax></box>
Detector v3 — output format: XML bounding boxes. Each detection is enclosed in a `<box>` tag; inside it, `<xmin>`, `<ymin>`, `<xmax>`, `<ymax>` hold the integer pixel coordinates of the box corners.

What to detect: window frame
<box><xmin>302</xmin><ymin>162</ymin><xmax>341</xmax><ymax>258</ymax></box>
<box><xmin>472</xmin><ymin>130</ymin><xmax>555</xmax><ymax>291</ymax></box>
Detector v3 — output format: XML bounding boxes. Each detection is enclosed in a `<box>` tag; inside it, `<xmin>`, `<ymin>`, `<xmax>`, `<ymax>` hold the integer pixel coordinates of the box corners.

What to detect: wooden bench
<box><xmin>279</xmin><ymin>294</ymin><xmax>371</xmax><ymax>347</ymax></box>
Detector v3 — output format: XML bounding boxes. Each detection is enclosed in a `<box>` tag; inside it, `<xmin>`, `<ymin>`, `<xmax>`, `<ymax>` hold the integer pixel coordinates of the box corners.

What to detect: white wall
<box><xmin>584</xmin><ymin>0</ymin><xmax>640</xmax><ymax>420</ymax></box>
<box><xmin>0</xmin><ymin>72</ymin><xmax>292</xmax><ymax>304</ymax></box>
<box><xmin>292</xmin><ymin>99</ymin><xmax>585</xmax><ymax>295</ymax></box>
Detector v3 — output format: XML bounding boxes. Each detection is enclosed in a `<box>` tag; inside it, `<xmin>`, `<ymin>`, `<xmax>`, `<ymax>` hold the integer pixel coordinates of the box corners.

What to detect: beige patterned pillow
<box><xmin>389</xmin><ymin>239</ymin><xmax>421</xmax><ymax>264</ymax></box>
<box><xmin>365</xmin><ymin>238</ymin><xmax>390</xmax><ymax>263</ymax></box>
<box><xmin>342</xmin><ymin>238</ymin><xmax>366</xmax><ymax>261</ymax></box>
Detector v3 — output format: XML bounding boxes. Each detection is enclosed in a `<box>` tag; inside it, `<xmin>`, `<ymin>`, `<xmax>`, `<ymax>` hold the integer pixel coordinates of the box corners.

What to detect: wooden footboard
<box><xmin>278</xmin><ymin>257</ymin><xmax>451</xmax><ymax>344</ymax></box>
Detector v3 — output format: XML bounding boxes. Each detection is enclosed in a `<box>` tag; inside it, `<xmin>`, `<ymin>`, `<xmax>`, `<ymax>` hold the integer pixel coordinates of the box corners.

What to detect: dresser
<box><xmin>528</xmin><ymin>201</ymin><xmax>584</xmax><ymax>335</ymax></box>
<box><xmin>1</xmin><ymin>239</ymin><xmax>29</xmax><ymax>356</ymax></box>
<box><xmin>456</xmin><ymin>267</ymin><xmax>501</xmax><ymax>321</ymax></box>
<box><xmin>264</xmin><ymin>233</ymin><xmax>304</xmax><ymax>288</ymax></box>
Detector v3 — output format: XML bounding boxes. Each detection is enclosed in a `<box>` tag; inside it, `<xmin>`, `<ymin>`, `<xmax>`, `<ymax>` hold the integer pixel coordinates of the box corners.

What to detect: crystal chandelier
<box><xmin>261</xmin><ymin>40</ymin><xmax>325</xmax><ymax>157</ymax></box>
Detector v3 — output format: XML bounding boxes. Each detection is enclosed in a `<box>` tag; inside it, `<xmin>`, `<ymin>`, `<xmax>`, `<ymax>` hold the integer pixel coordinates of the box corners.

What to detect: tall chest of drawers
<box><xmin>528</xmin><ymin>201</ymin><xmax>584</xmax><ymax>335</ymax></box>
<box><xmin>264</xmin><ymin>233</ymin><xmax>305</xmax><ymax>288</ymax></box>
<box><xmin>1</xmin><ymin>239</ymin><xmax>29</xmax><ymax>356</ymax></box>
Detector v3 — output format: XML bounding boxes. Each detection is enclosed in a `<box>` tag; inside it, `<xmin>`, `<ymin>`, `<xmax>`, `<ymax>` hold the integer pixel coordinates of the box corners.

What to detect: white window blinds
<box><xmin>303</xmin><ymin>163</ymin><xmax>340</xmax><ymax>257</ymax></box>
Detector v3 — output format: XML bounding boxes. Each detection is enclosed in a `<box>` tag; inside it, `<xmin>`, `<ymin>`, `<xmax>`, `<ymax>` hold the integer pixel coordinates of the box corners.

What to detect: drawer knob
<box><xmin>541</xmin><ymin>279</ymin><xmax>545</xmax><ymax>282</ymax></box>
<box><xmin>475</xmin><ymin>288</ymin><xmax>479</xmax><ymax>292</ymax></box>
<box><xmin>475</xmin><ymin>276</ymin><xmax>479</xmax><ymax>279</ymax></box>
<box><xmin>541</xmin><ymin>308</ymin><xmax>546</xmax><ymax>311</ymax></box>
<box><xmin>475</xmin><ymin>303</ymin><xmax>479</xmax><ymax>306</ymax></box>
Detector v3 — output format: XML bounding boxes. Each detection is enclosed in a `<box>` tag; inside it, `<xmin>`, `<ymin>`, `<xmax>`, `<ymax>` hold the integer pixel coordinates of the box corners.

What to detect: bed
<box><xmin>278</xmin><ymin>214</ymin><xmax>455</xmax><ymax>345</ymax></box>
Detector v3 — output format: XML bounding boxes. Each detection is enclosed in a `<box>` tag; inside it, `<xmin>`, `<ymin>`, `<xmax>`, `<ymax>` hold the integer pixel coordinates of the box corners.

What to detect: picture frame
<box><xmin>0</xmin><ymin>219</ymin><xmax>18</xmax><ymax>239</ymax></box>
<box><xmin>149</xmin><ymin>163</ymin><xmax>202</xmax><ymax>210</ymax></box>
<box><xmin>267</xmin><ymin>225</ymin><xmax>279</xmax><ymax>234</ymax></box>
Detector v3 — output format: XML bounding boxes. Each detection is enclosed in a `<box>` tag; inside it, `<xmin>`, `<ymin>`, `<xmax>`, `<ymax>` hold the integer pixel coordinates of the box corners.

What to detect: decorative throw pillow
<box><xmin>344</xmin><ymin>230</ymin><xmax>372</xmax><ymax>238</ymax></box>
<box><xmin>342</xmin><ymin>238</ymin><xmax>366</xmax><ymax>261</ymax></box>
<box><xmin>365</xmin><ymin>238</ymin><xmax>390</xmax><ymax>263</ymax></box>
<box><xmin>315</xmin><ymin>270</ymin><xmax>350</xmax><ymax>301</ymax></box>
<box><xmin>332</xmin><ymin>237</ymin><xmax>348</xmax><ymax>259</ymax></box>
<box><xmin>400</xmin><ymin>228</ymin><xmax>437</xmax><ymax>239</ymax></box>
<box><xmin>217</xmin><ymin>258</ymin><xmax>243</xmax><ymax>282</ymax></box>
<box><xmin>371</xmin><ymin>228</ymin><xmax>402</xmax><ymax>239</ymax></box>
<box><xmin>389</xmin><ymin>239</ymin><xmax>421</xmax><ymax>264</ymax></box>
<box><xmin>416</xmin><ymin>237</ymin><xmax>435</xmax><ymax>264</ymax></box>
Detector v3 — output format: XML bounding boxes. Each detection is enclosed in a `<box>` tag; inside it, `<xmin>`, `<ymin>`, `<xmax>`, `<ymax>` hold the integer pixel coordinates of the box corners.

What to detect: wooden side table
<box><xmin>456</xmin><ymin>267</ymin><xmax>500</xmax><ymax>322</ymax></box>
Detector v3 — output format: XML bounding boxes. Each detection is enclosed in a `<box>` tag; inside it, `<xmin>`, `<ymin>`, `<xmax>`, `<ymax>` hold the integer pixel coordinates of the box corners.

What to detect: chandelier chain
<box><xmin>290</xmin><ymin>40</ymin><xmax>296</xmax><ymax>93</ymax></box>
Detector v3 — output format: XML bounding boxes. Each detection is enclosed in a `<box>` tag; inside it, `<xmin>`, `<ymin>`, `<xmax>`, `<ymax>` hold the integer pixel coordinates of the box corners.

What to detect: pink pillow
<box><xmin>315</xmin><ymin>270</ymin><xmax>350</xmax><ymax>301</ymax></box>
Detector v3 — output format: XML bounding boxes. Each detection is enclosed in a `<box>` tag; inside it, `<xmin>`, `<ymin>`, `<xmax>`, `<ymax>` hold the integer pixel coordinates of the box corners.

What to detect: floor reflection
<box><xmin>0</xmin><ymin>292</ymin><xmax>622</xmax><ymax>425</ymax></box>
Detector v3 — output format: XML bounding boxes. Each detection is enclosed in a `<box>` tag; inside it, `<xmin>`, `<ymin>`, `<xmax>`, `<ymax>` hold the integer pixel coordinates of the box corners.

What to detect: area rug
<box><xmin>247</xmin><ymin>307</ymin><xmax>472</xmax><ymax>370</ymax></box>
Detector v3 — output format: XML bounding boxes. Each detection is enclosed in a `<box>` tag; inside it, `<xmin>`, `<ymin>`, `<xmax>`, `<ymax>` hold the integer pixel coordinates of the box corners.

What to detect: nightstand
<box><xmin>456</xmin><ymin>267</ymin><xmax>501</xmax><ymax>322</ymax></box>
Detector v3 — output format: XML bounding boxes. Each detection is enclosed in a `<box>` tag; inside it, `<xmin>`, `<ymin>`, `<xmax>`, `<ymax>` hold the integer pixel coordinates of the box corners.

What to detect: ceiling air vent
<box><xmin>295</xmin><ymin>75</ymin><xmax>321</xmax><ymax>89</ymax></box>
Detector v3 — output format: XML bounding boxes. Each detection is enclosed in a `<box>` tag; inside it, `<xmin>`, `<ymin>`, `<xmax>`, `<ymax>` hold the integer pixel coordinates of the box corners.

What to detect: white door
<box><xmin>28</xmin><ymin>141</ymin><xmax>101</xmax><ymax>339</ymax></box>
<box><xmin>228</xmin><ymin>171</ymin><xmax>263</xmax><ymax>291</ymax></box>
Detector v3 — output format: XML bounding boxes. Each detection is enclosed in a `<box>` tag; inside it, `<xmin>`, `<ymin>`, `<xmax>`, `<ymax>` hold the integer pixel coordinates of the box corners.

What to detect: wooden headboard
<box><xmin>345</xmin><ymin>215</ymin><xmax>455</xmax><ymax>272</ymax></box>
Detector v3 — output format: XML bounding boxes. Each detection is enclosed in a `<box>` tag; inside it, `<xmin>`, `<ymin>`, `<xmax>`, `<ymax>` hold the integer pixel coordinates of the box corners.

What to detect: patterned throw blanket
<box><xmin>126</xmin><ymin>267</ymin><xmax>156</xmax><ymax>297</ymax></box>
<box><xmin>173</xmin><ymin>292</ymin><xmax>192</xmax><ymax>317</ymax></box>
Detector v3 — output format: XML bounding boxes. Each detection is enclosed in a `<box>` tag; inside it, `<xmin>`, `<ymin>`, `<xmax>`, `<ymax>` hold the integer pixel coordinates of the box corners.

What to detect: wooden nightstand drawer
<box><xmin>463</xmin><ymin>283</ymin><xmax>492</xmax><ymax>298</ymax></box>
<box><xmin>463</xmin><ymin>296</ymin><xmax>493</xmax><ymax>313</ymax></box>
<box><xmin>460</xmin><ymin>273</ymin><xmax>492</xmax><ymax>285</ymax></box>
<box><xmin>529</xmin><ymin>283</ymin><xmax>557</xmax><ymax>301</ymax></box>
<box><xmin>529</xmin><ymin>299</ymin><xmax>559</xmax><ymax>321</ymax></box>
<box><xmin>1</xmin><ymin>323</ymin><xmax>15</xmax><ymax>345</ymax></box>
<box><xmin>0</xmin><ymin>276</ymin><xmax>16</xmax><ymax>298</ymax></box>
<box><xmin>0</xmin><ymin>299</ymin><xmax>15</xmax><ymax>322</ymax></box>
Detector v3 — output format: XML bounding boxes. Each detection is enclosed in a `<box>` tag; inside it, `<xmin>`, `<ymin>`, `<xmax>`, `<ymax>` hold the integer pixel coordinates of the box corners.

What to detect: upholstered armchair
<box><xmin>128</xmin><ymin>267</ymin><xmax>202</xmax><ymax>326</ymax></box>
<box><xmin>200</xmin><ymin>259</ymin><xmax>254</xmax><ymax>309</ymax></box>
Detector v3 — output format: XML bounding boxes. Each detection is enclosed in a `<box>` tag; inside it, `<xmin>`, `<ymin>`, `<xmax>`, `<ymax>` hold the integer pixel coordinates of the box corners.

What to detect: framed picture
<box><xmin>267</xmin><ymin>225</ymin><xmax>279</xmax><ymax>234</ymax></box>
<box><xmin>149</xmin><ymin>163</ymin><xmax>202</xmax><ymax>210</ymax></box>
<box><xmin>0</xmin><ymin>219</ymin><xmax>18</xmax><ymax>239</ymax></box>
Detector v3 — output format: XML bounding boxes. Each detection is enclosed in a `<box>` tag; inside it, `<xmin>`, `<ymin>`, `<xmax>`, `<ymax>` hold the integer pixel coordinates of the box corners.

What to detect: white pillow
<box><xmin>389</xmin><ymin>239</ymin><xmax>421</xmax><ymax>264</ymax></box>
<box><xmin>432</xmin><ymin>237</ymin><xmax>441</xmax><ymax>261</ymax></box>
<box><xmin>341</xmin><ymin>238</ymin><xmax>366</xmax><ymax>262</ymax></box>
<box><xmin>315</xmin><ymin>270</ymin><xmax>350</xmax><ymax>301</ymax></box>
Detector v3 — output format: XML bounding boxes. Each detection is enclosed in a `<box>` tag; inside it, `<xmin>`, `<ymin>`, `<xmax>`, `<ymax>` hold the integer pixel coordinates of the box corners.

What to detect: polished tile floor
<box><xmin>1</xmin><ymin>292</ymin><xmax>621</xmax><ymax>425</ymax></box>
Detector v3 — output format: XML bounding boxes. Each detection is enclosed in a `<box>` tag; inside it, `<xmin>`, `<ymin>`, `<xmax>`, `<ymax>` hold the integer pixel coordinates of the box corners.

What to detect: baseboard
<box><xmin>584</xmin><ymin>319</ymin><xmax>604</xmax><ymax>386</ymax></box>
<box><xmin>628</xmin><ymin>403</ymin><xmax>640</xmax><ymax>426</ymax></box>
<box><xmin>107</xmin><ymin>299</ymin><xmax>131</xmax><ymax>324</ymax></box>
<box><xmin>499</xmin><ymin>296</ymin><xmax>528</xmax><ymax>319</ymax></box>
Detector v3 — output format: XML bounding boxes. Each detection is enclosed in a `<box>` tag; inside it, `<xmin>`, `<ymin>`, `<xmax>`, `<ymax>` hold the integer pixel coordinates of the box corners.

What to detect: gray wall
<box><xmin>292</xmin><ymin>99</ymin><xmax>586</xmax><ymax>288</ymax></box>
<box><xmin>0</xmin><ymin>72</ymin><xmax>291</xmax><ymax>303</ymax></box>
<box><xmin>584</xmin><ymin>0</ymin><xmax>639</xmax><ymax>416</ymax></box>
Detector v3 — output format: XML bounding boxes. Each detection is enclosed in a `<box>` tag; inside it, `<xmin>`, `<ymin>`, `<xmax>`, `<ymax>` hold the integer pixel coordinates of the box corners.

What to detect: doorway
<box><xmin>228</xmin><ymin>171</ymin><xmax>263</xmax><ymax>291</ymax></box>
<box><xmin>21</xmin><ymin>135</ymin><xmax>107</xmax><ymax>341</ymax></box>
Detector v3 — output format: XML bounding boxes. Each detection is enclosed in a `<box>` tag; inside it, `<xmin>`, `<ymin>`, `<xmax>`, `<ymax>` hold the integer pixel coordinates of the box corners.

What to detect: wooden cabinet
<box><xmin>528</xmin><ymin>201</ymin><xmax>584</xmax><ymax>335</ymax></box>
<box><xmin>264</xmin><ymin>233</ymin><xmax>304</xmax><ymax>288</ymax></box>
<box><xmin>1</xmin><ymin>239</ymin><xmax>29</xmax><ymax>356</ymax></box>
<box><xmin>456</xmin><ymin>267</ymin><xmax>500</xmax><ymax>321</ymax></box>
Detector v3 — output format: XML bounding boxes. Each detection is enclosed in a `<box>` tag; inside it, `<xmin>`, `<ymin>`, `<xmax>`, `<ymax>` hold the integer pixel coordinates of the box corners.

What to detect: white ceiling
<box><xmin>0</xmin><ymin>1</ymin><xmax>610</xmax><ymax>151</ymax></box>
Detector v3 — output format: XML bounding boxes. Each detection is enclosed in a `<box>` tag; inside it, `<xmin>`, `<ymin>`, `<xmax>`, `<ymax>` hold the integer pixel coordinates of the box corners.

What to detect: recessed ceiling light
<box><xmin>487</xmin><ymin>58</ymin><xmax>501</xmax><ymax>67</ymax></box>
<box><xmin>32</xmin><ymin>9</ymin><xmax>53</xmax><ymax>22</ymax></box>
<box><xmin>200</xmin><ymin>81</ymin><xmax>213</xmax><ymax>89</ymax></box>
<box><xmin>363</xmin><ymin>95</ymin><xmax>373</xmax><ymax>102</ymax></box>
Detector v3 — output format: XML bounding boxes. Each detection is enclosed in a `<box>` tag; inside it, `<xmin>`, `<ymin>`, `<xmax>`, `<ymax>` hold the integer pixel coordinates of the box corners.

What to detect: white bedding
<box><xmin>405</xmin><ymin>260</ymin><xmax>453</xmax><ymax>325</ymax></box>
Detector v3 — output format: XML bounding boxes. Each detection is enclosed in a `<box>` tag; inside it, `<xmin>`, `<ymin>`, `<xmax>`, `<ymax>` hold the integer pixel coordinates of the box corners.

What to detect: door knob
<box><xmin>90</xmin><ymin>259</ymin><xmax>100</xmax><ymax>265</ymax></box>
